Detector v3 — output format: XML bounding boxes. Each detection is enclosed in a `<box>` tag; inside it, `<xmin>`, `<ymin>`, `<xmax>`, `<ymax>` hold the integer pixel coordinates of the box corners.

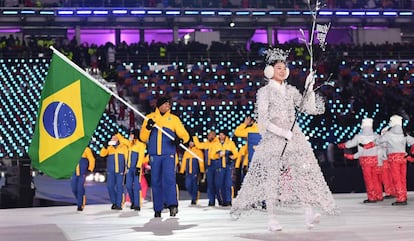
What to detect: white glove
<box><xmin>267</xmin><ymin>123</ymin><xmax>293</xmax><ymax>141</ymax></box>
<box><xmin>305</xmin><ymin>71</ymin><xmax>316</xmax><ymax>90</ymax></box>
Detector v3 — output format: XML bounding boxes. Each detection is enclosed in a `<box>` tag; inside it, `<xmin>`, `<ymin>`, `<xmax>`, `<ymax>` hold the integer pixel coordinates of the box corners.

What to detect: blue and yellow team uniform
<box><xmin>234</xmin><ymin>123</ymin><xmax>262</xmax><ymax>169</ymax></box>
<box><xmin>71</xmin><ymin>147</ymin><xmax>95</xmax><ymax>210</ymax></box>
<box><xmin>117</xmin><ymin>133</ymin><xmax>146</xmax><ymax>210</ymax></box>
<box><xmin>100</xmin><ymin>140</ymin><xmax>128</xmax><ymax>209</ymax></box>
<box><xmin>193</xmin><ymin>135</ymin><xmax>220</xmax><ymax>206</ymax></box>
<box><xmin>235</xmin><ymin>144</ymin><xmax>248</xmax><ymax>182</ymax></box>
<box><xmin>211</xmin><ymin>137</ymin><xmax>239</xmax><ymax>206</ymax></box>
<box><xmin>179</xmin><ymin>146</ymin><xmax>205</xmax><ymax>204</ymax></box>
<box><xmin>140</xmin><ymin>108</ymin><xmax>189</xmax><ymax>213</ymax></box>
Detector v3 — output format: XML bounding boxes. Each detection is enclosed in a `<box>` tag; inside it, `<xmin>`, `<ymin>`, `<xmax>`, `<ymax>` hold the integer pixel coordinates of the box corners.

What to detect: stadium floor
<box><xmin>1</xmin><ymin>192</ymin><xmax>414</xmax><ymax>241</ymax></box>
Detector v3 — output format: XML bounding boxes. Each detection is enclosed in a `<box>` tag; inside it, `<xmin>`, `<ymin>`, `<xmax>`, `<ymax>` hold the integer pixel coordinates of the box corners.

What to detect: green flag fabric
<box><xmin>29</xmin><ymin>50</ymin><xmax>111</xmax><ymax>179</ymax></box>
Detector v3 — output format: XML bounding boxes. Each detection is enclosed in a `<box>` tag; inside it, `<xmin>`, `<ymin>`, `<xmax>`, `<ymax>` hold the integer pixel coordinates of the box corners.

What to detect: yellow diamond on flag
<box><xmin>38</xmin><ymin>80</ymin><xmax>85</xmax><ymax>163</ymax></box>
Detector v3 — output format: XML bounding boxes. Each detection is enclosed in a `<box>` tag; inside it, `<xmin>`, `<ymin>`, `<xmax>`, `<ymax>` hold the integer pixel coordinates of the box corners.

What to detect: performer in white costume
<box><xmin>367</xmin><ymin>115</ymin><xmax>414</xmax><ymax>205</ymax></box>
<box><xmin>230</xmin><ymin>48</ymin><xmax>338</xmax><ymax>231</ymax></box>
<box><xmin>338</xmin><ymin>118</ymin><xmax>383</xmax><ymax>203</ymax></box>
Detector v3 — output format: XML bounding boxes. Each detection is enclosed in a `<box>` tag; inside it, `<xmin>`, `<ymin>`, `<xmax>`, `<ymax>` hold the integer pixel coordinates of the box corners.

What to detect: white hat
<box><xmin>361</xmin><ymin>118</ymin><xmax>373</xmax><ymax>128</ymax></box>
<box><xmin>389</xmin><ymin>115</ymin><xmax>403</xmax><ymax>127</ymax></box>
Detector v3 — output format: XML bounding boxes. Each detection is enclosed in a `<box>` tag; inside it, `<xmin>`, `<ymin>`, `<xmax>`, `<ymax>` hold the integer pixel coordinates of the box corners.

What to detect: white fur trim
<box><xmin>284</xmin><ymin>67</ymin><xmax>290</xmax><ymax>79</ymax></box>
<box><xmin>264</xmin><ymin>65</ymin><xmax>274</xmax><ymax>79</ymax></box>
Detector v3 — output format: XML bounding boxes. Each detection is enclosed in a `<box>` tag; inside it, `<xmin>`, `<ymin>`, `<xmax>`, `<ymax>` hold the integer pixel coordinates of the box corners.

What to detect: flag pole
<box><xmin>49</xmin><ymin>46</ymin><xmax>203</xmax><ymax>162</ymax></box>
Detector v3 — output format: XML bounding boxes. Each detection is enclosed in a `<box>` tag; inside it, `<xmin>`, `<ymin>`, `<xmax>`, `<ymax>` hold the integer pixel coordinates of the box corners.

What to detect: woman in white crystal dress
<box><xmin>230</xmin><ymin>48</ymin><xmax>338</xmax><ymax>231</ymax></box>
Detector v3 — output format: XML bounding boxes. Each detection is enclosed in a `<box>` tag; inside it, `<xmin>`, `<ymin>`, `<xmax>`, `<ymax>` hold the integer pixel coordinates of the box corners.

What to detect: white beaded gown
<box><xmin>230</xmin><ymin>79</ymin><xmax>338</xmax><ymax>218</ymax></box>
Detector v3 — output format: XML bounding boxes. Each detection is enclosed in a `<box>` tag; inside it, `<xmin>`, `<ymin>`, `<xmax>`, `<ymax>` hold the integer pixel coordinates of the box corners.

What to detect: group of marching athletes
<box><xmin>70</xmin><ymin>94</ymin><xmax>261</xmax><ymax>216</ymax></box>
<box><xmin>71</xmin><ymin>129</ymin><xmax>150</xmax><ymax>212</ymax></box>
<box><xmin>338</xmin><ymin>115</ymin><xmax>414</xmax><ymax>206</ymax></box>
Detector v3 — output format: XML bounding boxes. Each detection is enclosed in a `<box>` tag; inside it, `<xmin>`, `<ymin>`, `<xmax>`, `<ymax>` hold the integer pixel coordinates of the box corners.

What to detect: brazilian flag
<box><xmin>29</xmin><ymin>50</ymin><xmax>111</xmax><ymax>179</ymax></box>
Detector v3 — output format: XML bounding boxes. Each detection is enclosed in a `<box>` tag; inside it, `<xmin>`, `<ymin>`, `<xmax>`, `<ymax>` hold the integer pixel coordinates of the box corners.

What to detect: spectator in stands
<box><xmin>71</xmin><ymin>145</ymin><xmax>95</xmax><ymax>211</ymax></box>
<box><xmin>230</xmin><ymin>47</ymin><xmax>337</xmax><ymax>231</ymax></box>
<box><xmin>140</xmin><ymin>95</ymin><xmax>190</xmax><ymax>217</ymax></box>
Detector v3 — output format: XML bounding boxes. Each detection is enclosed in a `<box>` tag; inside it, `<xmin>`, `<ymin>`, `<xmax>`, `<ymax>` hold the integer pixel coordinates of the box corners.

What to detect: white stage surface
<box><xmin>1</xmin><ymin>192</ymin><xmax>414</xmax><ymax>241</ymax></box>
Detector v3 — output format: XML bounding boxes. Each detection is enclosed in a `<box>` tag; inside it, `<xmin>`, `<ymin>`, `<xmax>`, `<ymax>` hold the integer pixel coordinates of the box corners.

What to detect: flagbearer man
<box><xmin>71</xmin><ymin>145</ymin><xmax>95</xmax><ymax>211</ymax></box>
<box><xmin>100</xmin><ymin>132</ymin><xmax>128</xmax><ymax>210</ymax></box>
<box><xmin>140</xmin><ymin>96</ymin><xmax>190</xmax><ymax>218</ymax></box>
<box><xmin>117</xmin><ymin>129</ymin><xmax>147</xmax><ymax>211</ymax></box>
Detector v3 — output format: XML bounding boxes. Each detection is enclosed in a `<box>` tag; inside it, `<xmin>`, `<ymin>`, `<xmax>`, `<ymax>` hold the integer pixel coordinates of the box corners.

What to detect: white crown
<box><xmin>264</xmin><ymin>48</ymin><xmax>291</xmax><ymax>65</ymax></box>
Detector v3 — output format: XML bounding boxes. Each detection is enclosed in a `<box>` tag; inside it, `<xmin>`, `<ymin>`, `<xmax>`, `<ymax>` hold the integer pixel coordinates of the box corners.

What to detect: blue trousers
<box><xmin>206</xmin><ymin>160</ymin><xmax>224</xmax><ymax>205</ymax></box>
<box><xmin>150</xmin><ymin>154</ymin><xmax>177</xmax><ymax>212</ymax></box>
<box><xmin>185</xmin><ymin>172</ymin><xmax>199</xmax><ymax>202</ymax></box>
<box><xmin>222</xmin><ymin>164</ymin><xmax>234</xmax><ymax>203</ymax></box>
<box><xmin>126</xmin><ymin>169</ymin><xmax>141</xmax><ymax>207</ymax></box>
<box><xmin>107</xmin><ymin>171</ymin><xmax>124</xmax><ymax>206</ymax></box>
<box><xmin>71</xmin><ymin>174</ymin><xmax>86</xmax><ymax>207</ymax></box>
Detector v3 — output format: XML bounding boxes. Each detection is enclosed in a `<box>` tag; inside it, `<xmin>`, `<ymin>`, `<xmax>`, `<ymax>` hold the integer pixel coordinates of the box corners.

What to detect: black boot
<box><xmin>392</xmin><ymin>200</ymin><xmax>407</xmax><ymax>206</ymax></box>
<box><xmin>133</xmin><ymin>206</ymin><xmax>141</xmax><ymax>211</ymax></box>
<box><xmin>154</xmin><ymin>211</ymin><xmax>161</xmax><ymax>218</ymax></box>
<box><xmin>169</xmin><ymin>206</ymin><xmax>178</xmax><ymax>217</ymax></box>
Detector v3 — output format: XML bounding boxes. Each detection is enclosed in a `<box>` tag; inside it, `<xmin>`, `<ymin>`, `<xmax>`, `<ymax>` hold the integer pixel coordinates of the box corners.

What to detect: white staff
<box><xmin>50</xmin><ymin>46</ymin><xmax>203</xmax><ymax>162</ymax></box>
<box><xmin>280</xmin><ymin>0</ymin><xmax>332</xmax><ymax>157</ymax></box>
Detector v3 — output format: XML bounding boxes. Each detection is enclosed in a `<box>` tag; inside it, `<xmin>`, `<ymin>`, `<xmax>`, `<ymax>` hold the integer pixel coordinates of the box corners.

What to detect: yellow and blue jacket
<box><xmin>235</xmin><ymin>144</ymin><xmax>248</xmax><ymax>169</ymax></box>
<box><xmin>100</xmin><ymin>142</ymin><xmax>128</xmax><ymax>174</ymax></box>
<box><xmin>140</xmin><ymin>108</ymin><xmax>189</xmax><ymax>156</ymax></box>
<box><xmin>75</xmin><ymin>147</ymin><xmax>95</xmax><ymax>176</ymax></box>
<box><xmin>210</xmin><ymin>137</ymin><xmax>239</xmax><ymax>168</ymax></box>
<box><xmin>193</xmin><ymin>135</ymin><xmax>219</xmax><ymax>167</ymax></box>
<box><xmin>117</xmin><ymin>133</ymin><xmax>147</xmax><ymax>169</ymax></box>
<box><xmin>179</xmin><ymin>146</ymin><xmax>205</xmax><ymax>174</ymax></box>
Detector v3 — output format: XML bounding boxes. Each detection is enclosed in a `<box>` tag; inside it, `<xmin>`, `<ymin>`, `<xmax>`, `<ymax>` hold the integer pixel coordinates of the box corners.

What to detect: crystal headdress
<box><xmin>263</xmin><ymin>48</ymin><xmax>291</xmax><ymax>65</ymax></box>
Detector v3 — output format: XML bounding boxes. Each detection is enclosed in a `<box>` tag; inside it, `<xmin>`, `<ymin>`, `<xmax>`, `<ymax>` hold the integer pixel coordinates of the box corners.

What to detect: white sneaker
<box><xmin>305</xmin><ymin>208</ymin><xmax>321</xmax><ymax>230</ymax></box>
<box><xmin>268</xmin><ymin>218</ymin><xmax>283</xmax><ymax>231</ymax></box>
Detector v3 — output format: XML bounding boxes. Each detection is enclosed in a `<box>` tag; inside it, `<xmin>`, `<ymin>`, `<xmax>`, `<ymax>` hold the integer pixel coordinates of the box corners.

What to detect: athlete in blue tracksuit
<box><xmin>193</xmin><ymin>131</ymin><xmax>220</xmax><ymax>206</ymax></box>
<box><xmin>117</xmin><ymin>130</ymin><xmax>146</xmax><ymax>211</ymax></box>
<box><xmin>179</xmin><ymin>141</ymin><xmax>205</xmax><ymax>205</ymax></box>
<box><xmin>100</xmin><ymin>133</ymin><xmax>128</xmax><ymax>210</ymax></box>
<box><xmin>234</xmin><ymin>116</ymin><xmax>262</xmax><ymax>178</ymax></box>
<box><xmin>140</xmin><ymin>96</ymin><xmax>189</xmax><ymax>218</ymax></box>
<box><xmin>71</xmin><ymin>146</ymin><xmax>95</xmax><ymax>211</ymax></box>
<box><xmin>212</xmin><ymin>130</ymin><xmax>239</xmax><ymax>206</ymax></box>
